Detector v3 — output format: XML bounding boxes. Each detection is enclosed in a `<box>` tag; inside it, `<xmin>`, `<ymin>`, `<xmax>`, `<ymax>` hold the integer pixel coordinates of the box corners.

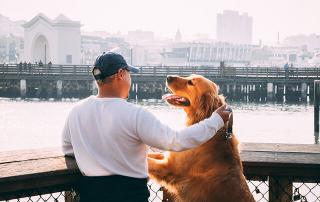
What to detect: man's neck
<box><xmin>96</xmin><ymin>92</ymin><xmax>122</xmax><ymax>99</ymax></box>
<box><xmin>96</xmin><ymin>85</ymin><xmax>123</xmax><ymax>99</ymax></box>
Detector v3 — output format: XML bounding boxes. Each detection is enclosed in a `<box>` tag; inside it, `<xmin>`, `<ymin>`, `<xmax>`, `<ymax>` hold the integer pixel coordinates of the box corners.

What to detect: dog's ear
<box><xmin>213</xmin><ymin>94</ymin><xmax>226</xmax><ymax>111</ymax></box>
<box><xmin>197</xmin><ymin>92</ymin><xmax>215</xmax><ymax>119</ymax></box>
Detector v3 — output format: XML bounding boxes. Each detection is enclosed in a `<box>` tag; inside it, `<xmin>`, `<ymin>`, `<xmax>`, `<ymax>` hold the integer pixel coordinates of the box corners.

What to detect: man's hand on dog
<box><xmin>215</xmin><ymin>104</ymin><xmax>231</xmax><ymax>123</ymax></box>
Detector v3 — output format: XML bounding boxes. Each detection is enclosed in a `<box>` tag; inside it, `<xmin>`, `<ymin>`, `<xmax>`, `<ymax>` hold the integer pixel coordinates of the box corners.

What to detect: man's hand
<box><xmin>215</xmin><ymin>104</ymin><xmax>231</xmax><ymax>123</ymax></box>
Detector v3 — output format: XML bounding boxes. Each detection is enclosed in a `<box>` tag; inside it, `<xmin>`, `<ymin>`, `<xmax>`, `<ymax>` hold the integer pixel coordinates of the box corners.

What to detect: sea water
<box><xmin>0</xmin><ymin>97</ymin><xmax>317</xmax><ymax>152</ymax></box>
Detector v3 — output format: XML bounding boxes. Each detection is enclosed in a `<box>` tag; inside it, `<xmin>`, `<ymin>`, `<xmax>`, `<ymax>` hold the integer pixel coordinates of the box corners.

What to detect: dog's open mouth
<box><xmin>162</xmin><ymin>94</ymin><xmax>190</xmax><ymax>106</ymax></box>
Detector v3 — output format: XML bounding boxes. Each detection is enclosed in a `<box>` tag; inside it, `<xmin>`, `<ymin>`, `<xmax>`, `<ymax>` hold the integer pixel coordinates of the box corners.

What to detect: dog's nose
<box><xmin>167</xmin><ymin>76</ymin><xmax>174</xmax><ymax>83</ymax></box>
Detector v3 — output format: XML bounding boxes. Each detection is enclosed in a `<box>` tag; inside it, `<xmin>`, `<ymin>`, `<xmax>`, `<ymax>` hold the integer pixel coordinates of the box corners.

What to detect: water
<box><xmin>0</xmin><ymin>98</ymin><xmax>318</xmax><ymax>152</ymax></box>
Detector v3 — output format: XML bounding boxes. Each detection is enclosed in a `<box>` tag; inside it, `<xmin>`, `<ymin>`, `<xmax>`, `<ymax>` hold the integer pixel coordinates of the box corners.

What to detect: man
<box><xmin>23</xmin><ymin>61</ymin><xmax>27</xmax><ymax>71</ymax></box>
<box><xmin>284</xmin><ymin>62</ymin><xmax>289</xmax><ymax>78</ymax></box>
<box><xmin>39</xmin><ymin>60</ymin><xmax>43</xmax><ymax>67</ymax></box>
<box><xmin>61</xmin><ymin>52</ymin><xmax>230</xmax><ymax>202</ymax></box>
<box><xmin>48</xmin><ymin>61</ymin><xmax>52</xmax><ymax>73</ymax></box>
<box><xmin>284</xmin><ymin>62</ymin><xmax>289</xmax><ymax>68</ymax></box>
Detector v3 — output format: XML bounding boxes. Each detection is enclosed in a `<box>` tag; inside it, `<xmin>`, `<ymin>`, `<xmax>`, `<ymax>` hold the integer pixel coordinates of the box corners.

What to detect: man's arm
<box><xmin>136</xmin><ymin>105</ymin><xmax>229</xmax><ymax>152</ymax></box>
<box><xmin>61</xmin><ymin>117</ymin><xmax>75</xmax><ymax>156</ymax></box>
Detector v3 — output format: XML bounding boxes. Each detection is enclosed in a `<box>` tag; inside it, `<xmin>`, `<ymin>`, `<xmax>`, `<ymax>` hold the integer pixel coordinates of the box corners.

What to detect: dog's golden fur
<box><xmin>147</xmin><ymin>75</ymin><xmax>255</xmax><ymax>202</ymax></box>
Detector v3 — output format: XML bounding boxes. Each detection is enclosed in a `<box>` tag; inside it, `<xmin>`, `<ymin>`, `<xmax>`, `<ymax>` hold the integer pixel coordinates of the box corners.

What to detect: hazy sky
<box><xmin>1</xmin><ymin>0</ymin><xmax>320</xmax><ymax>45</ymax></box>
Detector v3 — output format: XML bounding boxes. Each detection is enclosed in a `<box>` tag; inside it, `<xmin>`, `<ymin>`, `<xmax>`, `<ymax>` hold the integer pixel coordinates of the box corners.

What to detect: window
<box><xmin>66</xmin><ymin>55</ymin><xmax>72</xmax><ymax>64</ymax></box>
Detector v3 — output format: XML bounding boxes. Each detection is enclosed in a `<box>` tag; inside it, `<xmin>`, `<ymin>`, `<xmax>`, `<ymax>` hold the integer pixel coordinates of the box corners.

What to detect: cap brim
<box><xmin>126</xmin><ymin>65</ymin><xmax>139</xmax><ymax>73</ymax></box>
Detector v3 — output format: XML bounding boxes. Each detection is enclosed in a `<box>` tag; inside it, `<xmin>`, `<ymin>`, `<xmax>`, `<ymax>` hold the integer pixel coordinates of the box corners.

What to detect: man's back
<box><xmin>62</xmin><ymin>96</ymin><xmax>149</xmax><ymax>177</ymax></box>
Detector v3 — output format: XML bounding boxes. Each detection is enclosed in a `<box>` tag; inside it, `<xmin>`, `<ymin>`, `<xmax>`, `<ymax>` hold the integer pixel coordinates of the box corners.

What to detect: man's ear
<box><xmin>117</xmin><ymin>69</ymin><xmax>124</xmax><ymax>81</ymax></box>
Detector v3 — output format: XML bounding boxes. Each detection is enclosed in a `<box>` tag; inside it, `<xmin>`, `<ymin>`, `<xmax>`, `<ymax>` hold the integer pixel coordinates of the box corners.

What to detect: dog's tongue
<box><xmin>162</xmin><ymin>94</ymin><xmax>181</xmax><ymax>100</ymax></box>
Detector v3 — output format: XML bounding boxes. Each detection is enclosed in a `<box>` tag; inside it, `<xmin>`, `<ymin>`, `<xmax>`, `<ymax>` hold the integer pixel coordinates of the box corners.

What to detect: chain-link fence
<box><xmin>1</xmin><ymin>144</ymin><xmax>319</xmax><ymax>202</ymax></box>
<box><xmin>1</xmin><ymin>175</ymin><xmax>319</xmax><ymax>202</ymax></box>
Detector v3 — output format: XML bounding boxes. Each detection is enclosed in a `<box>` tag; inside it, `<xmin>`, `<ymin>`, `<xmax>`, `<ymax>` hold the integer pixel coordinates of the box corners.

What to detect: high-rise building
<box><xmin>216</xmin><ymin>10</ymin><xmax>253</xmax><ymax>45</ymax></box>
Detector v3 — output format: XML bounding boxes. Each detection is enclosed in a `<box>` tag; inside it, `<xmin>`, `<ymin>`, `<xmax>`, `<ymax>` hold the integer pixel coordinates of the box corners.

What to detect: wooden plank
<box><xmin>0</xmin><ymin>147</ymin><xmax>64</xmax><ymax>164</ymax></box>
<box><xmin>240</xmin><ymin>142</ymin><xmax>320</xmax><ymax>154</ymax></box>
<box><xmin>241</xmin><ymin>151</ymin><xmax>320</xmax><ymax>167</ymax></box>
<box><xmin>0</xmin><ymin>156</ymin><xmax>79</xmax><ymax>182</ymax></box>
<box><xmin>243</xmin><ymin>165</ymin><xmax>320</xmax><ymax>178</ymax></box>
<box><xmin>0</xmin><ymin>157</ymin><xmax>81</xmax><ymax>194</ymax></box>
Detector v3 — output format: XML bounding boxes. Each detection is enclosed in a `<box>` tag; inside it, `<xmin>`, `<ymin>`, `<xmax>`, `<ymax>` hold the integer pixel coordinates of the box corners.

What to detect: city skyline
<box><xmin>1</xmin><ymin>0</ymin><xmax>320</xmax><ymax>45</ymax></box>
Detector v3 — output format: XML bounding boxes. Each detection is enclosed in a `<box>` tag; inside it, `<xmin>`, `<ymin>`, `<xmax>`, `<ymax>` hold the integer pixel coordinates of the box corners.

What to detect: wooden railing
<box><xmin>1</xmin><ymin>64</ymin><xmax>320</xmax><ymax>79</ymax></box>
<box><xmin>0</xmin><ymin>143</ymin><xmax>319</xmax><ymax>202</ymax></box>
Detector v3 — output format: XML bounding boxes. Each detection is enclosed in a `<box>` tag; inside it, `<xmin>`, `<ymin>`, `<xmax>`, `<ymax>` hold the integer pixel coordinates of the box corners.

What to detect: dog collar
<box><xmin>218</xmin><ymin>108</ymin><xmax>233</xmax><ymax>140</ymax></box>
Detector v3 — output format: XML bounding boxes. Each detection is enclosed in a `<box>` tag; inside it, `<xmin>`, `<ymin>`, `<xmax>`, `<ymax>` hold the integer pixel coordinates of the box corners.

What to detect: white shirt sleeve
<box><xmin>136</xmin><ymin>107</ymin><xmax>224</xmax><ymax>151</ymax></box>
<box><xmin>61</xmin><ymin>116</ymin><xmax>75</xmax><ymax>156</ymax></box>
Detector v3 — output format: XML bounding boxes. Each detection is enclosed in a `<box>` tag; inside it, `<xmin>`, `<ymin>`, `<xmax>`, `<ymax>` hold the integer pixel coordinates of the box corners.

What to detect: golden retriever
<box><xmin>147</xmin><ymin>74</ymin><xmax>255</xmax><ymax>202</ymax></box>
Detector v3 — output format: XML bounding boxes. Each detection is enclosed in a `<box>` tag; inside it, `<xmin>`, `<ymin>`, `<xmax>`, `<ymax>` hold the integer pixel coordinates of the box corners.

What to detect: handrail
<box><xmin>1</xmin><ymin>64</ymin><xmax>320</xmax><ymax>79</ymax></box>
<box><xmin>0</xmin><ymin>143</ymin><xmax>320</xmax><ymax>201</ymax></box>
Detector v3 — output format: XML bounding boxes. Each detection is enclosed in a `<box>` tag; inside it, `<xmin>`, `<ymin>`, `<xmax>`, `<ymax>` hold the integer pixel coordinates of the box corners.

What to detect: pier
<box><xmin>0</xmin><ymin>144</ymin><xmax>319</xmax><ymax>202</ymax></box>
<box><xmin>0</xmin><ymin>64</ymin><xmax>319</xmax><ymax>101</ymax></box>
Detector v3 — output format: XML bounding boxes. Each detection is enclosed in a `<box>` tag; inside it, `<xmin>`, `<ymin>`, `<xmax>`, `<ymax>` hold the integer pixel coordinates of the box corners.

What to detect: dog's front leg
<box><xmin>147</xmin><ymin>154</ymin><xmax>175</xmax><ymax>184</ymax></box>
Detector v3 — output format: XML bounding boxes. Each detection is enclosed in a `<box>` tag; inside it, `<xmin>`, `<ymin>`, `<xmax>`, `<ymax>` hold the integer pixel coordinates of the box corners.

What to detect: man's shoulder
<box><xmin>70</xmin><ymin>96</ymin><xmax>93</xmax><ymax>111</ymax></box>
<box><xmin>115</xmin><ymin>99</ymin><xmax>141</xmax><ymax>110</ymax></box>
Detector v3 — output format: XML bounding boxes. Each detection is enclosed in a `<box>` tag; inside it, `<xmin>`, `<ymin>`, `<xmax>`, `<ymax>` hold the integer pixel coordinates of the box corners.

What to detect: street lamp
<box><xmin>130</xmin><ymin>45</ymin><xmax>133</xmax><ymax>65</ymax></box>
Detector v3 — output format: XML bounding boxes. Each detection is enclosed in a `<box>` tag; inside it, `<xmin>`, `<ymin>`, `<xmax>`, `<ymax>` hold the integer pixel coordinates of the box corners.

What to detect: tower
<box><xmin>175</xmin><ymin>29</ymin><xmax>182</xmax><ymax>42</ymax></box>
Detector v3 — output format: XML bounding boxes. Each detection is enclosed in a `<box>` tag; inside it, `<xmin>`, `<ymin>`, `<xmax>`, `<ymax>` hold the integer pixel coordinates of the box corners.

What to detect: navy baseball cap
<box><xmin>92</xmin><ymin>52</ymin><xmax>139</xmax><ymax>80</ymax></box>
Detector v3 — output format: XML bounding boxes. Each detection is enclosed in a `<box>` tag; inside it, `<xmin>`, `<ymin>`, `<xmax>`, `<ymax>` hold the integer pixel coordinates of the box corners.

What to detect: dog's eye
<box><xmin>188</xmin><ymin>80</ymin><xmax>194</xmax><ymax>86</ymax></box>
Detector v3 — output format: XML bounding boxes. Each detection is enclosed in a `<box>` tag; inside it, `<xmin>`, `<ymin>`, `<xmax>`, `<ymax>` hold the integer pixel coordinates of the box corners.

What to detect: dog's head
<box><xmin>163</xmin><ymin>74</ymin><xmax>225</xmax><ymax>126</ymax></box>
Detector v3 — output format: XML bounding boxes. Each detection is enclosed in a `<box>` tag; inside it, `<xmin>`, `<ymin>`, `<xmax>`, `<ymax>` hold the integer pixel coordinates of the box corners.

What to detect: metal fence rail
<box><xmin>0</xmin><ymin>144</ymin><xmax>319</xmax><ymax>202</ymax></box>
<box><xmin>1</xmin><ymin>177</ymin><xmax>319</xmax><ymax>202</ymax></box>
<box><xmin>1</xmin><ymin>64</ymin><xmax>320</xmax><ymax>79</ymax></box>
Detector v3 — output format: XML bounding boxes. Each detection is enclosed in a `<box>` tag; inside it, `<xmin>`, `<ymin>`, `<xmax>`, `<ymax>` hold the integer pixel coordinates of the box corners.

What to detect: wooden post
<box><xmin>301</xmin><ymin>83</ymin><xmax>308</xmax><ymax>102</ymax></box>
<box><xmin>268</xmin><ymin>176</ymin><xmax>292</xmax><ymax>202</ymax></box>
<box><xmin>267</xmin><ymin>82</ymin><xmax>274</xmax><ymax>102</ymax></box>
<box><xmin>20</xmin><ymin>79</ymin><xmax>26</xmax><ymax>99</ymax></box>
<box><xmin>57</xmin><ymin>80</ymin><xmax>63</xmax><ymax>99</ymax></box>
<box><xmin>233</xmin><ymin>81</ymin><xmax>237</xmax><ymax>101</ymax></box>
<box><xmin>219</xmin><ymin>61</ymin><xmax>225</xmax><ymax>77</ymax></box>
<box><xmin>314</xmin><ymin>80</ymin><xmax>320</xmax><ymax>132</ymax></box>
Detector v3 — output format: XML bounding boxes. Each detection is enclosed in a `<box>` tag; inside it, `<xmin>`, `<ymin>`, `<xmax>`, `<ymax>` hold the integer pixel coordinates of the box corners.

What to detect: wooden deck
<box><xmin>0</xmin><ymin>143</ymin><xmax>319</xmax><ymax>201</ymax></box>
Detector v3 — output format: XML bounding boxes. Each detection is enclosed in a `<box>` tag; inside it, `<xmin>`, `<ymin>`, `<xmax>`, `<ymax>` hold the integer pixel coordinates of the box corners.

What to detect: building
<box><xmin>0</xmin><ymin>14</ymin><xmax>26</xmax><ymax>37</ymax></box>
<box><xmin>216</xmin><ymin>10</ymin><xmax>253</xmax><ymax>45</ymax></box>
<box><xmin>81</xmin><ymin>36</ymin><xmax>132</xmax><ymax>65</ymax></box>
<box><xmin>160</xmin><ymin>42</ymin><xmax>254</xmax><ymax>66</ymax></box>
<box><xmin>20</xmin><ymin>13</ymin><xmax>82</xmax><ymax>65</ymax></box>
<box><xmin>127</xmin><ymin>30</ymin><xmax>154</xmax><ymax>42</ymax></box>
<box><xmin>0</xmin><ymin>34</ymin><xmax>23</xmax><ymax>63</ymax></box>
<box><xmin>283</xmin><ymin>34</ymin><xmax>320</xmax><ymax>52</ymax></box>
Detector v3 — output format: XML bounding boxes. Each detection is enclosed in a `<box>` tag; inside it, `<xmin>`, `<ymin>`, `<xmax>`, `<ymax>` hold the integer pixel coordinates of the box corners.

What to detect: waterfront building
<box><xmin>159</xmin><ymin>42</ymin><xmax>254</xmax><ymax>66</ymax></box>
<box><xmin>20</xmin><ymin>13</ymin><xmax>82</xmax><ymax>65</ymax></box>
<box><xmin>283</xmin><ymin>34</ymin><xmax>320</xmax><ymax>52</ymax></box>
<box><xmin>249</xmin><ymin>45</ymin><xmax>312</xmax><ymax>67</ymax></box>
<box><xmin>216</xmin><ymin>10</ymin><xmax>253</xmax><ymax>45</ymax></box>
<box><xmin>81</xmin><ymin>36</ymin><xmax>132</xmax><ymax>65</ymax></box>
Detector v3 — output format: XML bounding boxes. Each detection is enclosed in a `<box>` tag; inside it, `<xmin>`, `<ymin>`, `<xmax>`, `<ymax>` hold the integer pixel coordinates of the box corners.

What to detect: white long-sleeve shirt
<box><xmin>62</xmin><ymin>96</ymin><xmax>224</xmax><ymax>178</ymax></box>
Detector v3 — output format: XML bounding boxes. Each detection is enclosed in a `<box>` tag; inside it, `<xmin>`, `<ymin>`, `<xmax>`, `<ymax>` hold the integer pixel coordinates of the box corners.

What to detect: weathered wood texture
<box><xmin>0</xmin><ymin>143</ymin><xmax>319</xmax><ymax>201</ymax></box>
<box><xmin>0</xmin><ymin>147</ymin><xmax>82</xmax><ymax>200</ymax></box>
